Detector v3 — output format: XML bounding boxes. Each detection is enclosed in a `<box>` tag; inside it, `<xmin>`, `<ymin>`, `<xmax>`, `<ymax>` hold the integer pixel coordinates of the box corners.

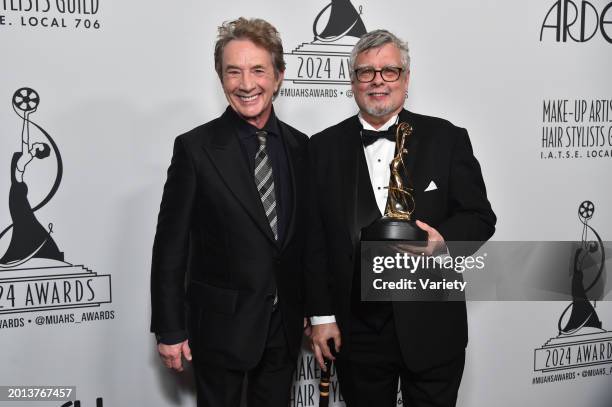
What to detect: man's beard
<box><xmin>362</xmin><ymin>102</ymin><xmax>398</xmax><ymax>118</ymax></box>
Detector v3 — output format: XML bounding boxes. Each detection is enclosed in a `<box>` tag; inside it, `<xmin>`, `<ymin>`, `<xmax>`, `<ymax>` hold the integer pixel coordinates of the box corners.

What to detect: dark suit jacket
<box><xmin>150</xmin><ymin>108</ymin><xmax>308</xmax><ymax>371</ymax></box>
<box><xmin>305</xmin><ymin>109</ymin><xmax>496</xmax><ymax>370</ymax></box>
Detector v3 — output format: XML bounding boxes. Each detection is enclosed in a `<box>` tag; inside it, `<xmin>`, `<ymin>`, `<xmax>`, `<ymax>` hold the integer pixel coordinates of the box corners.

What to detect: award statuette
<box><xmin>361</xmin><ymin>122</ymin><xmax>428</xmax><ymax>242</ymax></box>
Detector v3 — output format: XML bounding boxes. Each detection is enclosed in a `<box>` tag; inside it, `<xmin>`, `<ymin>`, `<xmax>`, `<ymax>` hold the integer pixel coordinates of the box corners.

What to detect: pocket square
<box><xmin>424</xmin><ymin>181</ymin><xmax>437</xmax><ymax>192</ymax></box>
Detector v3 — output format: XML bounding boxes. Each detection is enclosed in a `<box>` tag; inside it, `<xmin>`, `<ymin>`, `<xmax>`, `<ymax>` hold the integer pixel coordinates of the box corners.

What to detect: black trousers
<box><xmin>336</xmin><ymin>316</ymin><xmax>465</xmax><ymax>407</ymax></box>
<box><xmin>192</xmin><ymin>310</ymin><xmax>295</xmax><ymax>407</ymax></box>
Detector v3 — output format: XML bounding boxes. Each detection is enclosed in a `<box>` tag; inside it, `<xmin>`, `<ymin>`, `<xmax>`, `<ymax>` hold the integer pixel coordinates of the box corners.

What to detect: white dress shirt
<box><xmin>360</xmin><ymin>114</ymin><xmax>399</xmax><ymax>215</ymax></box>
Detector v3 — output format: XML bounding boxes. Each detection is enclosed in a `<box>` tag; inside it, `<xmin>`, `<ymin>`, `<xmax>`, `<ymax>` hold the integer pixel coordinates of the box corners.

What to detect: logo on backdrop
<box><xmin>0</xmin><ymin>1</ymin><xmax>102</xmax><ymax>31</ymax></box>
<box><xmin>540</xmin><ymin>98</ymin><xmax>612</xmax><ymax>160</ymax></box>
<box><xmin>280</xmin><ymin>0</ymin><xmax>367</xmax><ymax>98</ymax></box>
<box><xmin>540</xmin><ymin>0</ymin><xmax>612</xmax><ymax>43</ymax></box>
<box><xmin>532</xmin><ymin>201</ymin><xmax>612</xmax><ymax>384</ymax></box>
<box><xmin>0</xmin><ymin>88</ymin><xmax>113</xmax><ymax>328</ymax></box>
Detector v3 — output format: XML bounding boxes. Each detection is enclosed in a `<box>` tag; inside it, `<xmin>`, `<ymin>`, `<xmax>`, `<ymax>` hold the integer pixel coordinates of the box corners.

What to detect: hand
<box><xmin>303</xmin><ymin>317</ymin><xmax>312</xmax><ymax>337</ymax></box>
<box><xmin>157</xmin><ymin>340</ymin><xmax>192</xmax><ymax>372</ymax></box>
<box><xmin>310</xmin><ymin>322</ymin><xmax>341</xmax><ymax>371</ymax></box>
<box><xmin>30</xmin><ymin>142</ymin><xmax>46</xmax><ymax>156</ymax></box>
<box><xmin>416</xmin><ymin>220</ymin><xmax>443</xmax><ymax>241</ymax></box>
<box><xmin>391</xmin><ymin>221</ymin><xmax>447</xmax><ymax>257</ymax></box>
<box><xmin>416</xmin><ymin>220</ymin><xmax>447</xmax><ymax>255</ymax></box>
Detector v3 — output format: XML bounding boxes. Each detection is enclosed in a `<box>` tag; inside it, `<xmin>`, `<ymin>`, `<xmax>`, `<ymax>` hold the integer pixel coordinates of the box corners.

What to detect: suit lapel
<box><xmin>340</xmin><ymin>116</ymin><xmax>363</xmax><ymax>248</ymax></box>
<box><xmin>278</xmin><ymin>121</ymin><xmax>299</xmax><ymax>250</ymax></box>
<box><xmin>202</xmin><ymin>109</ymin><xmax>277</xmax><ymax>244</ymax></box>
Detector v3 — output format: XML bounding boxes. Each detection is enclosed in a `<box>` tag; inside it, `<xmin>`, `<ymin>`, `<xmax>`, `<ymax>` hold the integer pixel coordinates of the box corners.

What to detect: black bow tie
<box><xmin>361</xmin><ymin>126</ymin><xmax>397</xmax><ymax>147</ymax></box>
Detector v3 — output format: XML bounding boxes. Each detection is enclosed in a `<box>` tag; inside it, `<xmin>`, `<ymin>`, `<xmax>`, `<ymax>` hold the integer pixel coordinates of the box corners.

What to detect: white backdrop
<box><xmin>1</xmin><ymin>1</ymin><xmax>612</xmax><ymax>406</ymax></box>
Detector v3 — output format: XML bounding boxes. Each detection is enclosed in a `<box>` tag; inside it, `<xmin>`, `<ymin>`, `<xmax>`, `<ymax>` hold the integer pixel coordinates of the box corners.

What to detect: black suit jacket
<box><xmin>151</xmin><ymin>108</ymin><xmax>308</xmax><ymax>370</ymax></box>
<box><xmin>305</xmin><ymin>109</ymin><xmax>496</xmax><ymax>370</ymax></box>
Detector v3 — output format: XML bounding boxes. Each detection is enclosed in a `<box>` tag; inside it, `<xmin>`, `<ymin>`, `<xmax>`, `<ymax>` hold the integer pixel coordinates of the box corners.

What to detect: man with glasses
<box><xmin>306</xmin><ymin>30</ymin><xmax>496</xmax><ymax>406</ymax></box>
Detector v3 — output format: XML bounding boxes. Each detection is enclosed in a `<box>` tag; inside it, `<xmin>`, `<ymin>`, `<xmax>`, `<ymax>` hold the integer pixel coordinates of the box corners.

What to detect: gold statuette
<box><xmin>385</xmin><ymin>122</ymin><xmax>416</xmax><ymax>220</ymax></box>
<box><xmin>362</xmin><ymin>122</ymin><xmax>427</xmax><ymax>242</ymax></box>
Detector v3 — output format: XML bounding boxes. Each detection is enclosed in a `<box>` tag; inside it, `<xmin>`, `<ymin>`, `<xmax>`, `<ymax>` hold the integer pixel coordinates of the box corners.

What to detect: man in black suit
<box><xmin>307</xmin><ymin>30</ymin><xmax>496</xmax><ymax>406</ymax></box>
<box><xmin>150</xmin><ymin>18</ymin><xmax>308</xmax><ymax>407</ymax></box>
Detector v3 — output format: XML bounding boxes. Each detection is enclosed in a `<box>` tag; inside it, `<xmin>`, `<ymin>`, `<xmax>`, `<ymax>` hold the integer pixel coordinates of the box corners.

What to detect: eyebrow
<box><xmin>224</xmin><ymin>64</ymin><xmax>267</xmax><ymax>71</ymax></box>
<box><xmin>355</xmin><ymin>65</ymin><xmax>401</xmax><ymax>69</ymax></box>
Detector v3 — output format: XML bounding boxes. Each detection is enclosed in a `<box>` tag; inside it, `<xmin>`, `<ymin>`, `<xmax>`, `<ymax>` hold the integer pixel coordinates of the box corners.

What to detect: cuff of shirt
<box><xmin>433</xmin><ymin>246</ymin><xmax>451</xmax><ymax>265</ymax></box>
<box><xmin>310</xmin><ymin>315</ymin><xmax>336</xmax><ymax>325</ymax></box>
<box><xmin>155</xmin><ymin>330</ymin><xmax>188</xmax><ymax>345</ymax></box>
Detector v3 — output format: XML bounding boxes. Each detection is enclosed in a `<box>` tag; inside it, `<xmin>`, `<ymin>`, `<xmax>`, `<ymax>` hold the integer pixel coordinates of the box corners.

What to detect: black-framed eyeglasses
<box><xmin>354</xmin><ymin>66</ymin><xmax>404</xmax><ymax>83</ymax></box>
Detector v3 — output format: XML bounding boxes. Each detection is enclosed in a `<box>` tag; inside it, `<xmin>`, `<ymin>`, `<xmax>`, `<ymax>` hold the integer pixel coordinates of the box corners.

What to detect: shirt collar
<box><xmin>228</xmin><ymin>106</ymin><xmax>281</xmax><ymax>140</ymax></box>
<box><xmin>358</xmin><ymin>113</ymin><xmax>399</xmax><ymax>132</ymax></box>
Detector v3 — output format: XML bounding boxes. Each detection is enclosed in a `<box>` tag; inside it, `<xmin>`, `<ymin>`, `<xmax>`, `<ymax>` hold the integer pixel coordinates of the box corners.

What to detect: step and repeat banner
<box><xmin>1</xmin><ymin>1</ymin><xmax>612</xmax><ymax>406</ymax></box>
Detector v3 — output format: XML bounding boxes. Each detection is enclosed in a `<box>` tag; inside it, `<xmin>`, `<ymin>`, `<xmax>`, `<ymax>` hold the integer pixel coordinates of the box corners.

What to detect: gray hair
<box><xmin>349</xmin><ymin>29</ymin><xmax>410</xmax><ymax>80</ymax></box>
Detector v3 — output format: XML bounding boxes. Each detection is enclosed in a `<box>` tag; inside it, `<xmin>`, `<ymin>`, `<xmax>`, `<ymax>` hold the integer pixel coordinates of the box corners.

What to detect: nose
<box><xmin>371</xmin><ymin>70</ymin><xmax>385</xmax><ymax>86</ymax></box>
<box><xmin>239</xmin><ymin>71</ymin><xmax>256</xmax><ymax>92</ymax></box>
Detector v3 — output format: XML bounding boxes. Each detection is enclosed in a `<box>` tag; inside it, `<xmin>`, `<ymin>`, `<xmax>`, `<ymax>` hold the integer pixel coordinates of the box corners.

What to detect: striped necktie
<box><xmin>254</xmin><ymin>131</ymin><xmax>278</xmax><ymax>240</ymax></box>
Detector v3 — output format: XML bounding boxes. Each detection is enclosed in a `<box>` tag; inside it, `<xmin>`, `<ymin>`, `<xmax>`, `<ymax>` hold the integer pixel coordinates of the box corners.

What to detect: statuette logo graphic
<box><xmin>557</xmin><ymin>201</ymin><xmax>605</xmax><ymax>335</ymax></box>
<box><xmin>533</xmin><ymin>201</ymin><xmax>611</xmax><ymax>374</ymax></box>
<box><xmin>284</xmin><ymin>0</ymin><xmax>367</xmax><ymax>85</ymax></box>
<box><xmin>0</xmin><ymin>88</ymin><xmax>112</xmax><ymax>316</ymax></box>
<box><xmin>1</xmin><ymin>88</ymin><xmax>63</xmax><ymax>268</ymax></box>
<box><xmin>313</xmin><ymin>0</ymin><xmax>366</xmax><ymax>43</ymax></box>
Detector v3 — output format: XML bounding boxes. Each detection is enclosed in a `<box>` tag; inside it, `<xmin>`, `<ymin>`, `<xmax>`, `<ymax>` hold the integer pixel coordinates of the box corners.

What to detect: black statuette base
<box><xmin>361</xmin><ymin>217</ymin><xmax>428</xmax><ymax>243</ymax></box>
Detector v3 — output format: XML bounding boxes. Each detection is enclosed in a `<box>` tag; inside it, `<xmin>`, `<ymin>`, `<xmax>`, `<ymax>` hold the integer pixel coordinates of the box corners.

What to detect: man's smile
<box><xmin>236</xmin><ymin>93</ymin><xmax>261</xmax><ymax>103</ymax></box>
